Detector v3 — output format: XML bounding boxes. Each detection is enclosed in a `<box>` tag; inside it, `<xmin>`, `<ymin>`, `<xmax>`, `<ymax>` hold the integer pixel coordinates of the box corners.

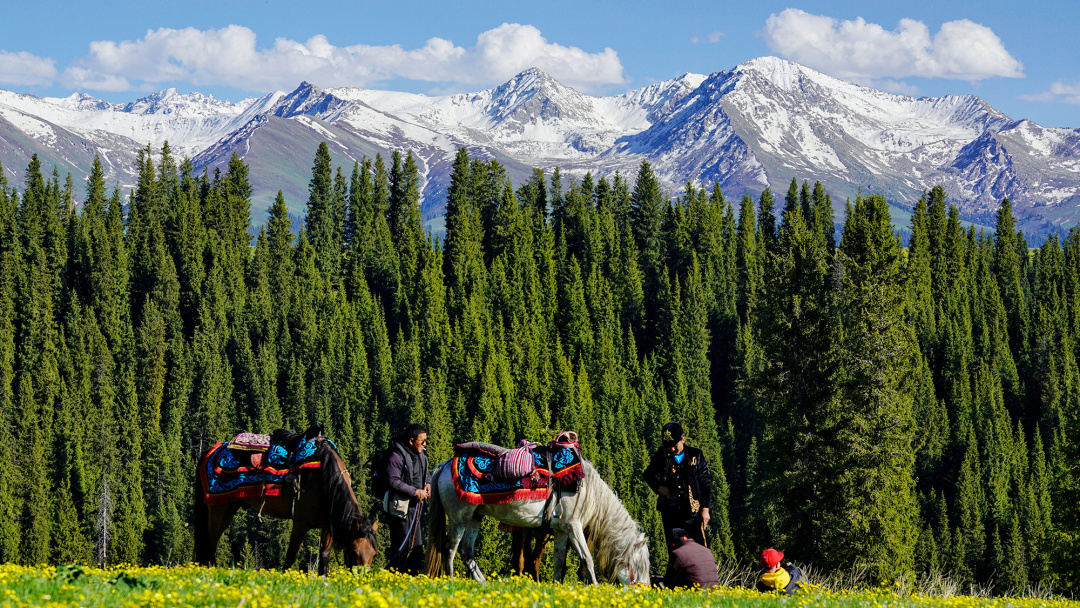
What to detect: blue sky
<box><xmin>2</xmin><ymin>0</ymin><xmax>1077</xmax><ymax>127</ymax></box>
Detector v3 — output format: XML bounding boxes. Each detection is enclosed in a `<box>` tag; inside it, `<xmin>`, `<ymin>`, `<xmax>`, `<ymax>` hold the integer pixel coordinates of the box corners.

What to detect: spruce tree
<box><xmin>756</xmin><ymin>187</ymin><xmax>777</xmax><ymax>253</ymax></box>
<box><xmin>629</xmin><ymin>161</ymin><xmax>664</xmax><ymax>351</ymax></box>
<box><xmin>827</xmin><ymin>193</ymin><xmax>920</xmax><ymax>579</ymax></box>
<box><xmin>0</xmin><ymin>249</ymin><xmax>20</xmax><ymax>561</ymax></box>
<box><xmin>755</xmin><ymin>192</ymin><xmax>833</xmax><ymax>567</ymax></box>
<box><xmin>305</xmin><ymin>142</ymin><xmax>341</xmax><ymax>276</ymax></box>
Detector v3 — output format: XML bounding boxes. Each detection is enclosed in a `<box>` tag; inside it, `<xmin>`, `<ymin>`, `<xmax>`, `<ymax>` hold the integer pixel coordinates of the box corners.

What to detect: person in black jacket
<box><xmin>643</xmin><ymin>422</ymin><xmax>712</xmax><ymax>551</ymax></box>
<box><xmin>385</xmin><ymin>423</ymin><xmax>430</xmax><ymax>574</ymax></box>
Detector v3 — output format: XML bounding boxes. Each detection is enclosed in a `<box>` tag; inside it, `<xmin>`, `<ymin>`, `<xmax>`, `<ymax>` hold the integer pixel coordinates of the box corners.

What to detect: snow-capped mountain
<box><xmin>1</xmin><ymin>56</ymin><xmax>1077</xmax><ymax>230</ymax></box>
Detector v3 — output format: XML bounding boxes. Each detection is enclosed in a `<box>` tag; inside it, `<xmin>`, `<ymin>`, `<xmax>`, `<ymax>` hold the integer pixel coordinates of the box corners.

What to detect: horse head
<box><xmin>331</xmin><ymin>457</ymin><xmax>379</xmax><ymax>568</ymax></box>
<box><xmin>344</xmin><ymin>517</ymin><xmax>379</xmax><ymax>568</ymax></box>
<box><xmin>615</xmin><ymin>532</ymin><xmax>651</xmax><ymax>586</ymax></box>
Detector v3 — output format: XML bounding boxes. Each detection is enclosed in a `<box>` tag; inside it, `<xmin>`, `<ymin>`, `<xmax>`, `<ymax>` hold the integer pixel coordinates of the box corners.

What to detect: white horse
<box><xmin>424</xmin><ymin>457</ymin><xmax>650</xmax><ymax>585</ymax></box>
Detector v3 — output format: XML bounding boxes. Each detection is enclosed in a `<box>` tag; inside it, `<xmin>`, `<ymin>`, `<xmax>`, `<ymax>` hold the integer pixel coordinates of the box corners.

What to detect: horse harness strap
<box><xmin>540</xmin><ymin>440</ymin><xmax>581</xmax><ymax>527</ymax></box>
<box><xmin>291</xmin><ymin>472</ymin><xmax>302</xmax><ymax>519</ymax></box>
<box><xmin>541</xmin><ymin>450</ymin><xmax>559</xmax><ymax>527</ymax></box>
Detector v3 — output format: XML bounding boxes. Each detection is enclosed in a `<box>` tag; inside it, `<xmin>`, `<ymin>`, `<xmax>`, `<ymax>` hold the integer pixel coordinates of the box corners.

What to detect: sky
<box><xmin>1</xmin><ymin>0</ymin><xmax>1077</xmax><ymax>127</ymax></box>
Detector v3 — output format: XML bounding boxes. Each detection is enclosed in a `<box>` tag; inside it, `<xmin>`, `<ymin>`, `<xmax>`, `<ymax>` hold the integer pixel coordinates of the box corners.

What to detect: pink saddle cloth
<box><xmin>228</xmin><ymin>433</ymin><xmax>271</xmax><ymax>451</ymax></box>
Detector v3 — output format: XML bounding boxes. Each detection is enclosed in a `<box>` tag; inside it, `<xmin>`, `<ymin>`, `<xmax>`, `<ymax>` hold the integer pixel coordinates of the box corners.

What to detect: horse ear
<box><xmin>371</xmin><ymin>519</ymin><xmax>379</xmax><ymax>532</ymax></box>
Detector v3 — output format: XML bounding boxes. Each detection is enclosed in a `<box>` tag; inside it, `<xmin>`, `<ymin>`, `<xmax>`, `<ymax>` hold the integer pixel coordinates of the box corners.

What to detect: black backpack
<box><xmin>368</xmin><ymin>447</ymin><xmax>395</xmax><ymax>502</ymax></box>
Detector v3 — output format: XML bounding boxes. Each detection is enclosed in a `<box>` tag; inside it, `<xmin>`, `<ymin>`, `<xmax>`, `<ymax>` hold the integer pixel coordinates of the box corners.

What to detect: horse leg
<box><xmin>203</xmin><ymin>502</ymin><xmax>241</xmax><ymax>567</ymax></box>
<box><xmin>510</xmin><ymin>529</ymin><xmax>526</xmax><ymax>577</ymax></box>
<box><xmin>283</xmin><ymin>522</ymin><xmax>310</xmax><ymax>571</ymax></box>
<box><xmin>443</xmin><ymin>519</ymin><xmax>469</xmax><ymax>579</ymax></box>
<box><xmin>576</xmin><ymin>530</ymin><xmax>593</xmax><ymax>582</ymax></box>
<box><xmin>568</xmin><ymin>522</ymin><xmax>598</xmax><ymax>584</ymax></box>
<box><xmin>527</xmin><ymin>527</ymin><xmax>552</xmax><ymax>582</ymax></box>
<box><xmin>317</xmin><ymin>529</ymin><xmax>333</xmax><ymax>576</ymax></box>
<box><xmin>552</xmin><ymin>532</ymin><xmax>573</xmax><ymax>582</ymax></box>
<box><xmin>458</xmin><ymin>520</ymin><xmax>486</xmax><ymax>583</ymax></box>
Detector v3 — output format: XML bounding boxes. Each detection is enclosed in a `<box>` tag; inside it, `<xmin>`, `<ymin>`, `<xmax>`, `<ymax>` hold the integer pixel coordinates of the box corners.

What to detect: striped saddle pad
<box><xmin>494</xmin><ymin>445</ymin><xmax>536</xmax><ymax>478</ymax></box>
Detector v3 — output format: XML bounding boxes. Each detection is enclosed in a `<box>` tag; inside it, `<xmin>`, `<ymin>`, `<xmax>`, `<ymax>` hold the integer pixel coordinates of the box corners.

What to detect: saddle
<box><xmin>495</xmin><ymin>441</ymin><xmax>539</xmax><ymax>478</ymax></box>
<box><xmin>452</xmin><ymin>432</ymin><xmax>585</xmax><ymax>506</ymax></box>
<box><xmin>200</xmin><ymin>424</ymin><xmax>331</xmax><ymax>506</ymax></box>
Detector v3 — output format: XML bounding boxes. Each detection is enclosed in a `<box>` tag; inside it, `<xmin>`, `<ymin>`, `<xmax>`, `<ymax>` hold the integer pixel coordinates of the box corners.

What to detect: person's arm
<box><xmin>643</xmin><ymin>451</ymin><xmax>664</xmax><ymax>495</ymax></box>
<box><xmin>386</xmin><ymin>452</ymin><xmax>417</xmax><ymax>497</ymax></box>
<box><xmin>696</xmin><ymin>450</ymin><xmax>712</xmax><ymax>510</ymax></box>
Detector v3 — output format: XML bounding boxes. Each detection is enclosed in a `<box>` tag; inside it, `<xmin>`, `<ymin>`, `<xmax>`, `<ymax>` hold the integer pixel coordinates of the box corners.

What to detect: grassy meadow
<box><xmin>0</xmin><ymin>564</ymin><xmax>1073</xmax><ymax>608</ymax></box>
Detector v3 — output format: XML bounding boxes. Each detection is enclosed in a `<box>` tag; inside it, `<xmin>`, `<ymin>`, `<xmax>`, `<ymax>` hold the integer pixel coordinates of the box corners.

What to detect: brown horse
<box><xmin>511</xmin><ymin>526</ymin><xmax>593</xmax><ymax>581</ymax></box>
<box><xmin>193</xmin><ymin>434</ymin><xmax>378</xmax><ymax>574</ymax></box>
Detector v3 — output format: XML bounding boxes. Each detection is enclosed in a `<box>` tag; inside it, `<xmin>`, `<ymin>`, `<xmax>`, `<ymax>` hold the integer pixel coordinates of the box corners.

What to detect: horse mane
<box><xmin>315</xmin><ymin>441</ymin><xmax>377</xmax><ymax>549</ymax></box>
<box><xmin>575</xmin><ymin>460</ymin><xmax>645</xmax><ymax>583</ymax></box>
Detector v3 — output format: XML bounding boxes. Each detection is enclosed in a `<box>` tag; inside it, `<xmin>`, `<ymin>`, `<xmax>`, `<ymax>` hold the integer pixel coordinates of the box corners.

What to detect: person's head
<box><xmin>760</xmin><ymin>548</ymin><xmax>784</xmax><ymax>571</ymax></box>
<box><xmin>402</xmin><ymin>424</ymin><xmax>428</xmax><ymax>454</ymax></box>
<box><xmin>669</xmin><ymin>528</ymin><xmax>691</xmax><ymax>550</ymax></box>
<box><xmin>662</xmin><ymin>422</ymin><xmax>686</xmax><ymax>454</ymax></box>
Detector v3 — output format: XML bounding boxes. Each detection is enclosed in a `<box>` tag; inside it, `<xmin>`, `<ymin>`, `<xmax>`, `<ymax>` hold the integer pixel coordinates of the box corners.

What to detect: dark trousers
<box><xmin>659</xmin><ymin>505</ymin><xmax>707</xmax><ymax>552</ymax></box>
<box><xmin>387</xmin><ymin>507</ymin><xmax>424</xmax><ymax>574</ymax></box>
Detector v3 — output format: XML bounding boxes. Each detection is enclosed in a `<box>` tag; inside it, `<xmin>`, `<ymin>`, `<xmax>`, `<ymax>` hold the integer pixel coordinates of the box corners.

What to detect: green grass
<box><xmin>0</xmin><ymin>564</ymin><xmax>1073</xmax><ymax>608</ymax></box>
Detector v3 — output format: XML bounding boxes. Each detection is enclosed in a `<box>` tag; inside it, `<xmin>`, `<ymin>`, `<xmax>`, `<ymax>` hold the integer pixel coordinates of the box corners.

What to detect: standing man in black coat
<box><xmin>385</xmin><ymin>423</ymin><xmax>430</xmax><ymax>574</ymax></box>
<box><xmin>643</xmin><ymin>422</ymin><xmax>712</xmax><ymax>551</ymax></box>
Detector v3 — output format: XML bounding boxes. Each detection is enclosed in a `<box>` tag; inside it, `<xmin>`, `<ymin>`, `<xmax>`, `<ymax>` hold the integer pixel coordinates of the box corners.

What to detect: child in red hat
<box><xmin>756</xmin><ymin>548</ymin><xmax>805</xmax><ymax>594</ymax></box>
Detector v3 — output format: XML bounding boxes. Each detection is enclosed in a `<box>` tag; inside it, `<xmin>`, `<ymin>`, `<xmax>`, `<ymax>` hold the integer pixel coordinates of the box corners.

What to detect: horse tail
<box><xmin>423</xmin><ymin>462</ymin><xmax>447</xmax><ymax>577</ymax></box>
<box><xmin>193</xmin><ymin>450</ymin><xmax>211</xmax><ymax>565</ymax></box>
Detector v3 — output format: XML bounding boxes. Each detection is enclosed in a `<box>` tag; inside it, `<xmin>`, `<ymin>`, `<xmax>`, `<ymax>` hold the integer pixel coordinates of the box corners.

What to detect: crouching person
<box><xmin>657</xmin><ymin>528</ymin><xmax>719</xmax><ymax>590</ymax></box>
<box><xmin>756</xmin><ymin>548</ymin><xmax>805</xmax><ymax>595</ymax></box>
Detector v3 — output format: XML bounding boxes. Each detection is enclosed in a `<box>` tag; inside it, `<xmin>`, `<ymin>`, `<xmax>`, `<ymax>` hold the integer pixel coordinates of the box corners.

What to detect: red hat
<box><xmin>760</xmin><ymin>548</ymin><xmax>784</xmax><ymax>568</ymax></box>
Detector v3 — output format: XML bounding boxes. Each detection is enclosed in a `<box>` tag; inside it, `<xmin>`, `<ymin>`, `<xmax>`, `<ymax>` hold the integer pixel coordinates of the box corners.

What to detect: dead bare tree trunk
<box><xmin>94</xmin><ymin>477</ymin><xmax>112</xmax><ymax>567</ymax></box>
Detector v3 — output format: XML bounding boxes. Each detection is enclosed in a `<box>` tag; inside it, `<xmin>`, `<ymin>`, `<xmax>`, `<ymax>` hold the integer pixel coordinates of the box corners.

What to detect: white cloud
<box><xmin>60</xmin><ymin>23</ymin><xmax>626</xmax><ymax>93</ymax></box>
<box><xmin>692</xmin><ymin>31</ymin><xmax>725</xmax><ymax>45</ymax></box>
<box><xmin>63</xmin><ymin>67</ymin><xmax>132</xmax><ymax>92</ymax></box>
<box><xmin>1022</xmin><ymin>81</ymin><xmax>1080</xmax><ymax>105</ymax></box>
<box><xmin>762</xmin><ymin>9</ymin><xmax>1023</xmax><ymax>82</ymax></box>
<box><xmin>0</xmin><ymin>50</ymin><xmax>57</xmax><ymax>86</ymax></box>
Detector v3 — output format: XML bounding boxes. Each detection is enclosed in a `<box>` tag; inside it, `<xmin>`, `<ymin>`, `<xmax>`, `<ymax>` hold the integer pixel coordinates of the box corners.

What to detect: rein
<box><xmin>387</xmin><ymin>501</ymin><xmax>424</xmax><ymax>567</ymax></box>
<box><xmin>627</xmin><ymin>537</ymin><xmax>647</xmax><ymax>584</ymax></box>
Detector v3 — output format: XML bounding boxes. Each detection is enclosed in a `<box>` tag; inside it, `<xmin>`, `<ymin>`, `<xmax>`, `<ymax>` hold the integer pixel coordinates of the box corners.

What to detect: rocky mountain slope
<box><xmin>1</xmin><ymin>57</ymin><xmax>1077</xmax><ymax>230</ymax></box>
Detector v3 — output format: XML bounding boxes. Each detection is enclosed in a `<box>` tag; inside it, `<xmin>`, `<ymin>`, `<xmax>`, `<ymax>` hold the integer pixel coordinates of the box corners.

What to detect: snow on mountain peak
<box><xmin>53</xmin><ymin>92</ymin><xmax>116</xmax><ymax>111</ymax></box>
<box><xmin>119</xmin><ymin>88</ymin><xmax>245</xmax><ymax>118</ymax></box>
<box><xmin>489</xmin><ymin>68</ymin><xmax>566</xmax><ymax>104</ymax></box>
<box><xmin>0</xmin><ymin>54</ymin><xmax>1076</xmax><ymax>227</ymax></box>
<box><xmin>484</xmin><ymin>67</ymin><xmax>594</xmax><ymax>127</ymax></box>
<box><xmin>271</xmin><ymin>81</ymin><xmax>351</xmax><ymax>119</ymax></box>
<box><xmin>613</xmin><ymin>73</ymin><xmax>708</xmax><ymax>125</ymax></box>
<box><xmin>505</xmin><ymin>67</ymin><xmax>555</xmax><ymax>87</ymax></box>
<box><xmin>735</xmin><ymin>56</ymin><xmax>812</xmax><ymax>91</ymax></box>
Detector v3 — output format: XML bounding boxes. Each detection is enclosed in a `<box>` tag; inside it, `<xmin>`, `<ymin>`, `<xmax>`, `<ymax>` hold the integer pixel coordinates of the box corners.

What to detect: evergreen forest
<box><xmin>0</xmin><ymin>141</ymin><xmax>1076</xmax><ymax>595</ymax></box>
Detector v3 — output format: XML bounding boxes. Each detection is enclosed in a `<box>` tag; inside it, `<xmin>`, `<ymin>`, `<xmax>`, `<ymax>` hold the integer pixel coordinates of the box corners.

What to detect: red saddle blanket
<box><xmin>199</xmin><ymin>434</ymin><xmax>328</xmax><ymax>506</ymax></box>
<box><xmin>451</xmin><ymin>443</ymin><xmax>583</xmax><ymax>506</ymax></box>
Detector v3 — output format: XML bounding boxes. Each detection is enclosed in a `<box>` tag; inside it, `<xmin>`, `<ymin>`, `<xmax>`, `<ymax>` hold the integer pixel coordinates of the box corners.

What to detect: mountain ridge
<box><xmin>0</xmin><ymin>57</ymin><xmax>1077</xmax><ymax>231</ymax></box>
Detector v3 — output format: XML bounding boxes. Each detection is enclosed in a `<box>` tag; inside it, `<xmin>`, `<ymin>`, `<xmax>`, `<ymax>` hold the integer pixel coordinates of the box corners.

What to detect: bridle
<box><xmin>624</xmin><ymin>537</ymin><xmax>648</xmax><ymax>585</ymax></box>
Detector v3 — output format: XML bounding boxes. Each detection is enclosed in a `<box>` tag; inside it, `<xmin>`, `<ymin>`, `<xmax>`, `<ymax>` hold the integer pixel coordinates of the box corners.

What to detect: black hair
<box><xmin>402</xmin><ymin>423</ymin><xmax>428</xmax><ymax>441</ymax></box>
<box><xmin>670</xmin><ymin>528</ymin><xmax>689</xmax><ymax>548</ymax></box>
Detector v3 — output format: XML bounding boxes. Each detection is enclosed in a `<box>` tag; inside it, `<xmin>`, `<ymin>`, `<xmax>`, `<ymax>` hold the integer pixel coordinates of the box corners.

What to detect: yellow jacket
<box><xmin>758</xmin><ymin>567</ymin><xmax>791</xmax><ymax>591</ymax></box>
